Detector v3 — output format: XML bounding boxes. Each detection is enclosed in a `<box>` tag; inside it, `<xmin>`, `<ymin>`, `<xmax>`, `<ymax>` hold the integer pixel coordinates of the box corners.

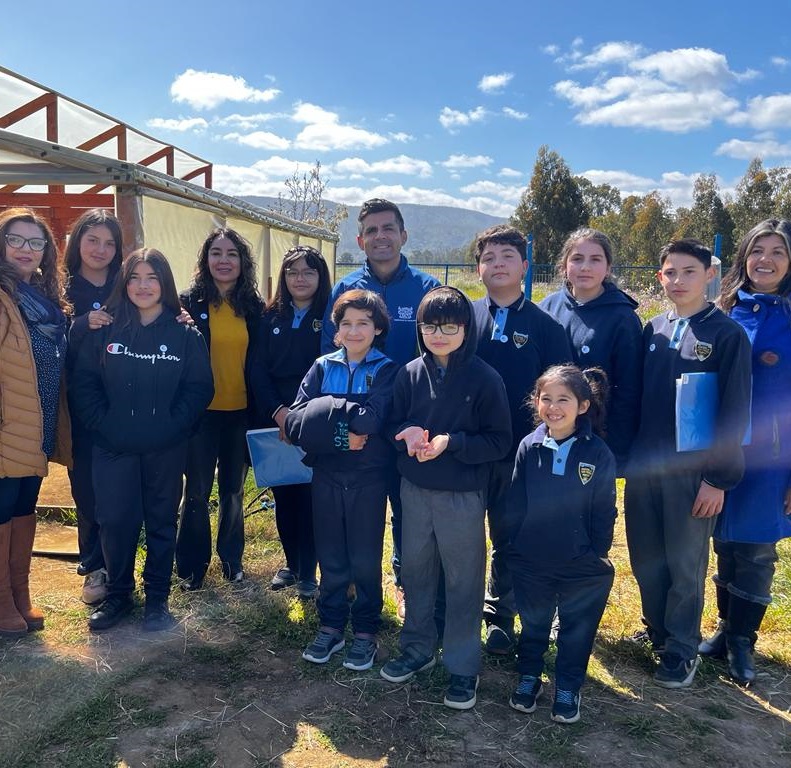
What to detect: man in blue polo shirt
<box><xmin>322</xmin><ymin>199</ymin><xmax>440</xmax><ymax>617</ymax></box>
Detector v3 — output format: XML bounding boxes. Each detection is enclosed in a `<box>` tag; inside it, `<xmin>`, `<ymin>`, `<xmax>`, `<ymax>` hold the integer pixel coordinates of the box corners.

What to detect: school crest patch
<box><xmin>312</xmin><ymin>319</ymin><xmax>322</xmax><ymax>333</ymax></box>
<box><xmin>578</xmin><ymin>463</ymin><xmax>595</xmax><ymax>485</ymax></box>
<box><xmin>512</xmin><ymin>331</ymin><xmax>529</xmax><ymax>348</ymax></box>
<box><xmin>694</xmin><ymin>341</ymin><xmax>713</xmax><ymax>361</ymax></box>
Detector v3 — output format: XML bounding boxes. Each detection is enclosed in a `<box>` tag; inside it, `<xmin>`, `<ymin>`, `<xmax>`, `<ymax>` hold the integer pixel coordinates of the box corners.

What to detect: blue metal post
<box><xmin>525</xmin><ymin>233</ymin><xmax>533</xmax><ymax>301</ymax></box>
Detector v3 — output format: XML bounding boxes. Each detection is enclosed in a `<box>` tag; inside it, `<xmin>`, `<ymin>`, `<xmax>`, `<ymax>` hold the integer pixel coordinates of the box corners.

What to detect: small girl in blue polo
<box><xmin>504</xmin><ymin>365</ymin><xmax>616</xmax><ymax>724</ymax></box>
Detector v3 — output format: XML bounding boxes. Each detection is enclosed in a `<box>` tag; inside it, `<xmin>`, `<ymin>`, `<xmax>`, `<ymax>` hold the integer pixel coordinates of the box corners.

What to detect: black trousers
<box><xmin>272</xmin><ymin>482</ymin><xmax>316</xmax><ymax>583</ymax></box>
<box><xmin>94</xmin><ymin>442</ymin><xmax>187</xmax><ymax>602</ymax></box>
<box><xmin>177</xmin><ymin>409</ymin><xmax>249</xmax><ymax>581</ymax></box>
<box><xmin>68</xmin><ymin>426</ymin><xmax>104</xmax><ymax>574</ymax></box>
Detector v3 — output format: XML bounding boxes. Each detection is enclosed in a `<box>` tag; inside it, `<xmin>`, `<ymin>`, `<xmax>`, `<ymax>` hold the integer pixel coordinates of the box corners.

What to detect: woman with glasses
<box><xmin>0</xmin><ymin>208</ymin><xmax>71</xmax><ymax>636</ymax></box>
<box><xmin>250</xmin><ymin>246</ymin><xmax>332</xmax><ymax>597</ymax></box>
<box><xmin>176</xmin><ymin>228</ymin><xmax>265</xmax><ymax>590</ymax></box>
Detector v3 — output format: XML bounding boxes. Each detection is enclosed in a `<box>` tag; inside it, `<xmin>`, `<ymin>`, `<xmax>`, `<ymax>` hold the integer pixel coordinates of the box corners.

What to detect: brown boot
<box><xmin>9</xmin><ymin>515</ymin><xmax>44</xmax><ymax>631</ymax></box>
<box><xmin>0</xmin><ymin>522</ymin><xmax>28</xmax><ymax>637</ymax></box>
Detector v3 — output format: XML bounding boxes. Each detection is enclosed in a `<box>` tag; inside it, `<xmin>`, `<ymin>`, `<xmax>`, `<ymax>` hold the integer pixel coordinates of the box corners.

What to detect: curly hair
<box><xmin>189</xmin><ymin>228</ymin><xmax>264</xmax><ymax>318</ymax></box>
<box><xmin>0</xmin><ymin>207</ymin><xmax>70</xmax><ymax>312</ymax></box>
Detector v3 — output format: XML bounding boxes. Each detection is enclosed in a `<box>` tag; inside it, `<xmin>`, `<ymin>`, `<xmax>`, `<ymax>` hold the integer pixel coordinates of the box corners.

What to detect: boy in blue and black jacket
<box><xmin>286</xmin><ymin>290</ymin><xmax>398</xmax><ymax>673</ymax></box>
<box><xmin>380</xmin><ymin>286</ymin><xmax>511</xmax><ymax>711</ymax></box>
<box><xmin>625</xmin><ymin>239</ymin><xmax>751</xmax><ymax>689</ymax></box>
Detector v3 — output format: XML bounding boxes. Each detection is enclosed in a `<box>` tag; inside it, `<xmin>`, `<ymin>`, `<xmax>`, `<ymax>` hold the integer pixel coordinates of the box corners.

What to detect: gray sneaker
<box><xmin>380</xmin><ymin>650</ymin><xmax>436</xmax><ymax>683</ymax></box>
<box><xmin>81</xmin><ymin>568</ymin><xmax>107</xmax><ymax>605</ymax></box>
<box><xmin>343</xmin><ymin>636</ymin><xmax>378</xmax><ymax>671</ymax></box>
<box><xmin>302</xmin><ymin>629</ymin><xmax>345</xmax><ymax>664</ymax></box>
<box><xmin>654</xmin><ymin>654</ymin><xmax>701</xmax><ymax>688</ymax></box>
<box><xmin>444</xmin><ymin>674</ymin><xmax>479</xmax><ymax>710</ymax></box>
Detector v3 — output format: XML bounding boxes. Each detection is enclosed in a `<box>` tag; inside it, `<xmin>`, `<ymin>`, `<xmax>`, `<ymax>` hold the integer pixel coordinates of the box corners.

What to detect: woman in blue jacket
<box><xmin>540</xmin><ymin>229</ymin><xmax>642</xmax><ymax>472</ymax></box>
<box><xmin>72</xmin><ymin>249</ymin><xmax>214</xmax><ymax>632</ymax></box>
<box><xmin>700</xmin><ymin>219</ymin><xmax>791</xmax><ymax>685</ymax></box>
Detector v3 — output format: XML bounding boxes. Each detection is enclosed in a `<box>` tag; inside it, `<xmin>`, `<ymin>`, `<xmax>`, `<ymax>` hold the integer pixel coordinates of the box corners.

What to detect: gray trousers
<box><xmin>399</xmin><ymin>478</ymin><xmax>486</xmax><ymax>677</ymax></box>
<box><xmin>625</xmin><ymin>469</ymin><xmax>715</xmax><ymax>661</ymax></box>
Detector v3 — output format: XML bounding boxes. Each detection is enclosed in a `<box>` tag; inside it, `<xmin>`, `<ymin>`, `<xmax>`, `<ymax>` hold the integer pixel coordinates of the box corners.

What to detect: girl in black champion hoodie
<box><xmin>72</xmin><ymin>249</ymin><xmax>214</xmax><ymax>633</ymax></box>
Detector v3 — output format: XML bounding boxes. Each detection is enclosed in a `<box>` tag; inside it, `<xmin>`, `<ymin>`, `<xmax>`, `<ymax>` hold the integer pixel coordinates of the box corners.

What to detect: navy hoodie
<box><xmin>389</xmin><ymin>290</ymin><xmax>512</xmax><ymax>491</ymax></box>
<box><xmin>65</xmin><ymin>270</ymin><xmax>118</xmax><ymax>372</ymax></box>
<box><xmin>504</xmin><ymin>418</ymin><xmax>617</xmax><ymax>569</ymax></box>
<box><xmin>71</xmin><ymin>312</ymin><xmax>214</xmax><ymax>454</ymax></box>
<box><xmin>540</xmin><ymin>283</ymin><xmax>643</xmax><ymax>467</ymax></box>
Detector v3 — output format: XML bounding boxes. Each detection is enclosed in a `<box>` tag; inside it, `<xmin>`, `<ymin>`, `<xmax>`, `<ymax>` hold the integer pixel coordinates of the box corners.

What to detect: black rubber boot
<box><xmin>725</xmin><ymin>596</ymin><xmax>768</xmax><ymax>686</ymax></box>
<box><xmin>699</xmin><ymin>585</ymin><xmax>730</xmax><ymax>658</ymax></box>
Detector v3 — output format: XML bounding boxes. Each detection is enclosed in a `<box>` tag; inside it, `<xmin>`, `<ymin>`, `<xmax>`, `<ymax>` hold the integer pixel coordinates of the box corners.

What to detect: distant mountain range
<box><xmin>241</xmin><ymin>197</ymin><xmax>506</xmax><ymax>261</ymax></box>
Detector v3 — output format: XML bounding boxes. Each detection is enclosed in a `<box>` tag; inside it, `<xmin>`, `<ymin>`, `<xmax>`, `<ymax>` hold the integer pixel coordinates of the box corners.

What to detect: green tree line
<box><xmin>511</xmin><ymin>146</ymin><xmax>791</xmax><ymax>267</ymax></box>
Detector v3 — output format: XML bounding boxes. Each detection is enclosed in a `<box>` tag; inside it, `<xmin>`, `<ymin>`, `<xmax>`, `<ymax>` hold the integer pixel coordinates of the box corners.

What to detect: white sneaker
<box><xmin>82</xmin><ymin>569</ymin><xmax>108</xmax><ymax>605</ymax></box>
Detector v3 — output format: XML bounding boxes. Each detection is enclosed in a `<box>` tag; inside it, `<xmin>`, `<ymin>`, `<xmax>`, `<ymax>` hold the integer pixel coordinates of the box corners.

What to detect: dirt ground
<box><xmin>2</xmin><ymin>516</ymin><xmax>788</xmax><ymax>768</ymax></box>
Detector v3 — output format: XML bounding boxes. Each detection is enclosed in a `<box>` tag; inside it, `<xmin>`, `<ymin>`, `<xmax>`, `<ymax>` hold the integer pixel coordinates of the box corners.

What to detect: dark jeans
<box><xmin>272</xmin><ymin>482</ymin><xmax>316</xmax><ymax>583</ymax></box>
<box><xmin>94</xmin><ymin>443</ymin><xmax>187</xmax><ymax>602</ymax></box>
<box><xmin>483</xmin><ymin>460</ymin><xmax>518</xmax><ymax>630</ymax></box>
<box><xmin>0</xmin><ymin>476</ymin><xmax>43</xmax><ymax>524</ymax></box>
<box><xmin>713</xmin><ymin>539</ymin><xmax>778</xmax><ymax>605</ymax></box>
<box><xmin>68</xmin><ymin>427</ymin><xmax>104</xmax><ymax>574</ymax></box>
<box><xmin>625</xmin><ymin>470</ymin><xmax>715</xmax><ymax>661</ymax></box>
<box><xmin>312</xmin><ymin>468</ymin><xmax>387</xmax><ymax>635</ymax></box>
<box><xmin>177</xmin><ymin>409</ymin><xmax>249</xmax><ymax>581</ymax></box>
<box><xmin>511</xmin><ymin>553</ymin><xmax>614</xmax><ymax>691</ymax></box>
<box><xmin>387</xmin><ymin>466</ymin><xmax>404</xmax><ymax>587</ymax></box>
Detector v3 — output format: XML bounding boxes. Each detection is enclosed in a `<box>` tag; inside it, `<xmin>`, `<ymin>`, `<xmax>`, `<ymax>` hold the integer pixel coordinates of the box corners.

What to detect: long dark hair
<box><xmin>106</xmin><ymin>248</ymin><xmax>180</xmax><ymax>331</ymax></box>
<box><xmin>530</xmin><ymin>364</ymin><xmax>609</xmax><ymax>438</ymax></box>
<box><xmin>64</xmin><ymin>208</ymin><xmax>123</xmax><ymax>278</ymax></box>
<box><xmin>719</xmin><ymin>218</ymin><xmax>791</xmax><ymax>312</ymax></box>
<box><xmin>189</xmin><ymin>227</ymin><xmax>263</xmax><ymax>318</ymax></box>
<box><xmin>267</xmin><ymin>245</ymin><xmax>332</xmax><ymax>315</ymax></box>
<box><xmin>0</xmin><ymin>207</ymin><xmax>70</xmax><ymax>311</ymax></box>
<box><xmin>557</xmin><ymin>228</ymin><xmax>615</xmax><ymax>288</ymax></box>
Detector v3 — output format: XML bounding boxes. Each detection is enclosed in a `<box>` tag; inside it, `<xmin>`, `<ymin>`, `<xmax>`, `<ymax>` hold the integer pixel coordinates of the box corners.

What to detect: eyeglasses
<box><xmin>5</xmin><ymin>233</ymin><xmax>47</xmax><ymax>252</ymax></box>
<box><xmin>418</xmin><ymin>323</ymin><xmax>462</xmax><ymax>336</ymax></box>
<box><xmin>285</xmin><ymin>268</ymin><xmax>319</xmax><ymax>280</ymax></box>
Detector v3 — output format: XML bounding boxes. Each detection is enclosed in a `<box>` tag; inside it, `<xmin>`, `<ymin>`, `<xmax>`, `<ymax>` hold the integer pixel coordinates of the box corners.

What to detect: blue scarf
<box><xmin>17</xmin><ymin>281</ymin><xmax>67</xmax><ymax>344</ymax></box>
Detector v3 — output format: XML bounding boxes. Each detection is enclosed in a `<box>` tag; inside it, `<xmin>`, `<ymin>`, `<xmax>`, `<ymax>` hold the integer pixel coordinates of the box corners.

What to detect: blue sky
<box><xmin>6</xmin><ymin>0</ymin><xmax>791</xmax><ymax>217</ymax></box>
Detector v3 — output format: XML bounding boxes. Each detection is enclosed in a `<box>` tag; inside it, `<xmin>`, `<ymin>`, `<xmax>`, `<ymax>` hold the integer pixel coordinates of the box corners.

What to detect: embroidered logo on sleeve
<box><xmin>512</xmin><ymin>331</ymin><xmax>529</xmax><ymax>348</ymax></box>
<box><xmin>694</xmin><ymin>341</ymin><xmax>713</xmax><ymax>361</ymax></box>
<box><xmin>578</xmin><ymin>463</ymin><xmax>595</xmax><ymax>485</ymax></box>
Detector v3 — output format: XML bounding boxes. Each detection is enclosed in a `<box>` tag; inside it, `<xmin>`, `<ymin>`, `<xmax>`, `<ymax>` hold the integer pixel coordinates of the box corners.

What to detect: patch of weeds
<box><xmin>187</xmin><ymin>641</ymin><xmax>249</xmax><ymax>683</ymax></box>
<box><xmin>686</xmin><ymin>717</ymin><xmax>715</xmax><ymax>737</ymax></box>
<box><xmin>530</xmin><ymin>726</ymin><xmax>589</xmax><ymax>767</ymax></box>
<box><xmin>620</xmin><ymin>714</ymin><xmax>662</xmax><ymax>743</ymax></box>
<box><xmin>702</xmin><ymin>701</ymin><xmax>735</xmax><ymax>720</ymax></box>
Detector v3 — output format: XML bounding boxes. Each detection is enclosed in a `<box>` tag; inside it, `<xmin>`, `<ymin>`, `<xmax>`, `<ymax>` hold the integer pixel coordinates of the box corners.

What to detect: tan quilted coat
<box><xmin>0</xmin><ymin>274</ymin><xmax>71</xmax><ymax>478</ymax></box>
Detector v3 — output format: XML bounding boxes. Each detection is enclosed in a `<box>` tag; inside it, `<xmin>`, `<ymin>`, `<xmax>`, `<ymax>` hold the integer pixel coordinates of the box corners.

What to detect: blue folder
<box><xmin>245</xmin><ymin>428</ymin><xmax>313</xmax><ymax>487</ymax></box>
<box><xmin>675</xmin><ymin>372</ymin><xmax>718</xmax><ymax>452</ymax></box>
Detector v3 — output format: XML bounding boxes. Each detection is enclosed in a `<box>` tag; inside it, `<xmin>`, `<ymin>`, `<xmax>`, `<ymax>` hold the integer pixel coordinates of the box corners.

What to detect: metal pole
<box><xmin>708</xmin><ymin>232</ymin><xmax>722</xmax><ymax>300</ymax></box>
<box><xmin>525</xmin><ymin>233</ymin><xmax>533</xmax><ymax>301</ymax></box>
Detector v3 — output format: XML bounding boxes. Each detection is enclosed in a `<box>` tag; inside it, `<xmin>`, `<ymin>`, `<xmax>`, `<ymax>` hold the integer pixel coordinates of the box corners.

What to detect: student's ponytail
<box><xmin>581</xmin><ymin>366</ymin><xmax>609</xmax><ymax>438</ymax></box>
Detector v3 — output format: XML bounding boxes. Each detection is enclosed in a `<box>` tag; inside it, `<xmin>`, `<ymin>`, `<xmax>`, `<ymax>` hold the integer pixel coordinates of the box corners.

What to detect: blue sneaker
<box><xmin>343</xmin><ymin>636</ymin><xmax>378</xmax><ymax>671</ymax></box>
<box><xmin>654</xmin><ymin>653</ymin><xmax>700</xmax><ymax>689</ymax></box>
<box><xmin>380</xmin><ymin>650</ymin><xmax>436</xmax><ymax>683</ymax></box>
<box><xmin>509</xmin><ymin>674</ymin><xmax>543</xmax><ymax>713</ymax></box>
<box><xmin>444</xmin><ymin>674</ymin><xmax>479</xmax><ymax>710</ymax></box>
<box><xmin>302</xmin><ymin>629</ymin><xmax>345</xmax><ymax>664</ymax></box>
<box><xmin>551</xmin><ymin>688</ymin><xmax>581</xmax><ymax>724</ymax></box>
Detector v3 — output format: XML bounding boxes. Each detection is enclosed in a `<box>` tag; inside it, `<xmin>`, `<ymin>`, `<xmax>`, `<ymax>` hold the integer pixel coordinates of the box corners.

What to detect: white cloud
<box><xmin>222</xmin><ymin>131</ymin><xmax>290</xmax><ymax>150</ymax></box>
<box><xmin>478</xmin><ymin>73</ymin><xmax>514</xmax><ymax>93</ymax></box>
<box><xmin>292</xmin><ymin>103</ymin><xmax>338</xmax><ymax>124</ymax></box>
<box><xmin>727</xmin><ymin>94</ymin><xmax>791</xmax><ymax>129</ymax></box>
<box><xmin>146</xmin><ymin>117</ymin><xmax>208</xmax><ymax>132</ymax></box>
<box><xmin>332</xmin><ymin>155</ymin><xmax>433</xmax><ymax>178</ymax></box>
<box><xmin>459</xmin><ymin>180</ymin><xmax>522</xmax><ymax>203</ymax></box>
<box><xmin>578</xmin><ymin>169</ymin><xmax>700</xmax><ymax>208</ymax></box>
<box><xmin>715</xmin><ymin>137</ymin><xmax>791</xmax><ymax>160</ymax></box>
<box><xmin>772</xmin><ymin>57</ymin><xmax>790</xmax><ymax>69</ymax></box>
<box><xmin>441</xmin><ymin>154</ymin><xmax>493</xmax><ymax>169</ymax></box>
<box><xmin>553</xmin><ymin>42</ymin><xmax>747</xmax><ymax>133</ymax></box>
<box><xmin>215</xmin><ymin>113</ymin><xmax>281</xmax><ymax>129</ymax></box>
<box><xmin>294</xmin><ymin>123</ymin><xmax>388</xmax><ymax>151</ymax></box>
<box><xmin>170</xmin><ymin>69</ymin><xmax>280</xmax><ymax>110</ymax></box>
<box><xmin>498</xmin><ymin>167</ymin><xmax>522</xmax><ymax>178</ymax></box>
<box><xmin>439</xmin><ymin>106</ymin><xmax>487</xmax><ymax>130</ymax></box>
<box><xmin>502</xmin><ymin>107</ymin><xmax>528</xmax><ymax>120</ymax></box>
<box><xmin>390</xmin><ymin>131</ymin><xmax>413</xmax><ymax>143</ymax></box>
<box><xmin>542</xmin><ymin>44</ymin><xmax>559</xmax><ymax>56</ymax></box>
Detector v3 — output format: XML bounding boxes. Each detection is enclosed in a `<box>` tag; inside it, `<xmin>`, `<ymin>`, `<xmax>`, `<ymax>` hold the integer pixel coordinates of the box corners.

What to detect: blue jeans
<box><xmin>0</xmin><ymin>476</ymin><xmax>42</xmax><ymax>524</ymax></box>
<box><xmin>713</xmin><ymin>539</ymin><xmax>778</xmax><ymax>605</ymax></box>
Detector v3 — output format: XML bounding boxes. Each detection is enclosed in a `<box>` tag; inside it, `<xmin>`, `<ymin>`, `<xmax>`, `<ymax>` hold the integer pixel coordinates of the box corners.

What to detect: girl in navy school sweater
<box><xmin>505</xmin><ymin>364</ymin><xmax>616</xmax><ymax>725</ymax></box>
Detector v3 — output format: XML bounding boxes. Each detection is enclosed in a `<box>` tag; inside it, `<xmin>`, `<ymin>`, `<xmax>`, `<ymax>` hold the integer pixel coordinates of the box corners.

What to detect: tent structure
<box><xmin>0</xmin><ymin>66</ymin><xmax>338</xmax><ymax>294</ymax></box>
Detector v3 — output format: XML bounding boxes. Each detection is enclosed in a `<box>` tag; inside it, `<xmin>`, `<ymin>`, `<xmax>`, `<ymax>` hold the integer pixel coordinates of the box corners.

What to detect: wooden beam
<box><xmin>0</xmin><ymin>192</ymin><xmax>114</xmax><ymax>208</ymax></box>
<box><xmin>138</xmin><ymin>146</ymin><xmax>174</xmax><ymax>176</ymax></box>
<box><xmin>0</xmin><ymin>93</ymin><xmax>57</xmax><ymax>128</ymax></box>
<box><xmin>77</xmin><ymin>124</ymin><xmax>125</xmax><ymax>153</ymax></box>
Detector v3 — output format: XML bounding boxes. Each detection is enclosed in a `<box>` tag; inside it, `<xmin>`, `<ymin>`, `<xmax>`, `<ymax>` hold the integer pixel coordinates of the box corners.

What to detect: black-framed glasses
<box><xmin>284</xmin><ymin>268</ymin><xmax>319</xmax><ymax>280</ymax></box>
<box><xmin>5</xmin><ymin>233</ymin><xmax>47</xmax><ymax>252</ymax></box>
<box><xmin>418</xmin><ymin>323</ymin><xmax>462</xmax><ymax>336</ymax></box>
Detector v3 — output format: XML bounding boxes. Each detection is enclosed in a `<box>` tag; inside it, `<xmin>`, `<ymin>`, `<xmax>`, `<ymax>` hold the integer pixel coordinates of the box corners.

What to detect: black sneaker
<box><xmin>444</xmin><ymin>674</ymin><xmax>479</xmax><ymax>710</ymax></box>
<box><xmin>302</xmin><ymin>628</ymin><xmax>345</xmax><ymax>664</ymax></box>
<box><xmin>88</xmin><ymin>595</ymin><xmax>134</xmax><ymax>631</ymax></box>
<box><xmin>551</xmin><ymin>688</ymin><xmax>581</xmax><ymax>724</ymax></box>
<box><xmin>297</xmin><ymin>580</ymin><xmax>318</xmax><ymax>599</ymax></box>
<box><xmin>342</xmin><ymin>635</ymin><xmax>378</xmax><ymax>671</ymax></box>
<box><xmin>654</xmin><ymin>653</ymin><xmax>700</xmax><ymax>688</ymax></box>
<box><xmin>484</xmin><ymin>624</ymin><xmax>515</xmax><ymax>655</ymax></box>
<box><xmin>271</xmin><ymin>568</ymin><xmax>297</xmax><ymax>591</ymax></box>
<box><xmin>509</xmin><ymin>674</ymin><xmax>543</xmax><ymax>713</ymax></box>
<box><xmin>380</xmin><ymin>650</ymin><xmax>436</xmax><ymax>683</ymax></box>
<box><xmin>143</xmin><ymin>602</ymin><xmax>176</xmax><ymax>632</ymax></box>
